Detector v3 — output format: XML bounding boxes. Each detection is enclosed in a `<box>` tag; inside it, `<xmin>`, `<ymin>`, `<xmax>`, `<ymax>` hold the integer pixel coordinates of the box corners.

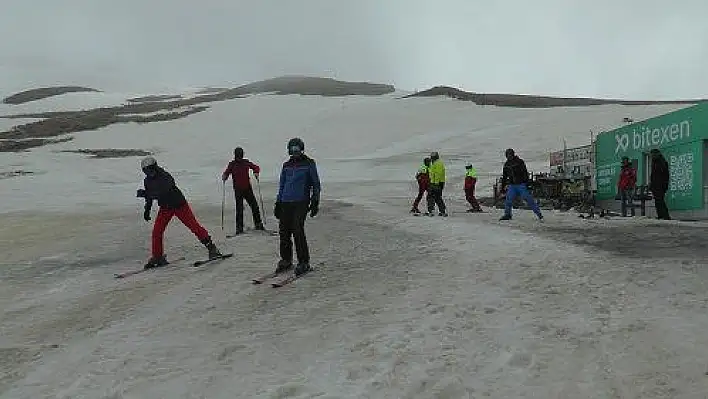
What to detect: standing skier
<box><xmin>222</xmin><ymin>147</ymin><xmax>264</xmax><ymax>234</ymax></box>
<box><xmin>616</xmin><ymin>156</ymin><xmax>637</xmax><ymax>217</ymax></box>
<box><xmin>464</xmin><ymin>163</ymin><xmax>483</xmax><ymax>212</ymax></box>
<box><xmin>273</xmin><ymin>137</ymin><xmax>321</xmax><ymax>276</ymax></box>
<box><xmin>649</xmin><ymin>148</ymin><xmax>671</xmax><ymax>220</ymax></box>
<box><xmin>426</xmin><ymin>151</ymin><xmax>447</xmax><ymax>216</ymax></box>
<box><xmin>137</xmin><ymin>156</ymin><xmax>223</xmax><ymax>269</ymax></box>
<box><xmin>499</xmin><ymin>148</ymin><xmax>543</xmax><ymax>221</ymax></box>
<box><xmin>410</xmin><ymin>157</ymin><xmax>431</xmax><ymax>214</ymax></box>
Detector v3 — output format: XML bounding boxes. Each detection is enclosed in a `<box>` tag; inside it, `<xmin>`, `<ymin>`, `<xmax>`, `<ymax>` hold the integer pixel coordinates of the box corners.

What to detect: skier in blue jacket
<box><xmin>273</xmin><ymin>137</ymin><xmax>321</xmax><ymax>276</ymax></box>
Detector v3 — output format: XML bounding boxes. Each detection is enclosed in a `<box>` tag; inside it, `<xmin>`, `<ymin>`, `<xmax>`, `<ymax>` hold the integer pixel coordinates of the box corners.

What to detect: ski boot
<box><xmin>233</xmin><ymin>226</ymin><xmax>245</xmax><ymax>235</ymax></box>
<box><xmin>201</xmin><ymin>236</ymin><xmax>223</xmax><ymax>259</ymax></box>
<box><xmin>294</xmin><ymin>261</ymin><xmax>312</xmax><ymax>276</ymax></box>
<box><xmin>499</xmin><ymin>214</ymin><xmax>512</xmax><ymax>221</ymax></box>
<box><xmin>438</xmin><ymin>211</ymin><xmax>448</xmax><ymax>217</ymax></box>
<box><xmin>275</xmin><ymin>259</ymin><xmax>293</xmax><ymax>274</ymax></box>
<box><xmin>254</xmin><ymin>222</ymin><xmax>265</xmax><ymax>231</ymax></box>
<box><xmin>410</xmin><ymin>207</ymin><xmax>421</xmax><ymax>215</ymax></box>
<box><xmin>144</xmin><ymin>255</ymin><xmax>169</xmax><ymax>270</ymax></box>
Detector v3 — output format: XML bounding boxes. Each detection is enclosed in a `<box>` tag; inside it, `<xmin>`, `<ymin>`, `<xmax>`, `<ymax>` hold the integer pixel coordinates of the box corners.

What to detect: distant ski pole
<box><xmin>256</xmin><ymin>177</ymin><xmax>266</xmax><ymax>226</ymax></box>
<box><xmin>220</xmin><ymin>180</ymin><xmax>226</xmax><ymax>232</ymax></box>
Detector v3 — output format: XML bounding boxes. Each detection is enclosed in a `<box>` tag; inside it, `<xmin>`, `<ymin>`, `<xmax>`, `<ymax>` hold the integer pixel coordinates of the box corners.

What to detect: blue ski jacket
<box><xmin>277</xmin><ymin>154</ymin><xmax>321</xmax><ymax>203</ymax></box>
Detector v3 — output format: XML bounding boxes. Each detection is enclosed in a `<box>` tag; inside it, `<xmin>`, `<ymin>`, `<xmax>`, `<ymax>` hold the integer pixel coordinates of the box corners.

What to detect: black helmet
<box><xmin>288</xmin><ymin>137</ymin><xmax>305</xmax><ymax>155</ymax></box>
<box><xmin>234</xmin><ymin>147</ymin><xmax>244</xmax><ymax>159</ymax></box>
<box><xmin>505</xmin><ymin>148</ymin><xmax>515</xmax><ymax>158</ymax></box>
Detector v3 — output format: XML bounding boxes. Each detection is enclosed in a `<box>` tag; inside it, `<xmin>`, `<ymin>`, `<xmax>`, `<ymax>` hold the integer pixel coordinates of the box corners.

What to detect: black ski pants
<box><xmin>234</xmin><ymin>185</ymin><xmax>262</xmax><ymax>230</ymax></box>
<box><xmin>278</xmin><ymin>201</ymin><xmax>310</xmax><ymax>264</ymax></box>
<box><xmin>652</xmin><ymin>189</ymin><xmax>671</xmax><ymax>220</ymax></box>
<box><xmin>427</xmin><ymin>183</ymin><xmax>447</xmax><ymax>214</ymax></box>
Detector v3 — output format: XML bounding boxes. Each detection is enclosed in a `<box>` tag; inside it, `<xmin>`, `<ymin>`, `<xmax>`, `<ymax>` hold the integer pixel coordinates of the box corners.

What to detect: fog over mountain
<box><xmin>2</xmin><ymin>0</ymin><xmax>707</xmax><ymax>99</ymax></box>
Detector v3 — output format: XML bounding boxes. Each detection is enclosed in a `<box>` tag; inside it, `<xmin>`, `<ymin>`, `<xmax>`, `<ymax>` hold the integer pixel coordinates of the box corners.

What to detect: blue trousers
<box><xmin>504</xmin><ymin>184</ymin><xmax>542</xmax><ymax>217</ymax></box>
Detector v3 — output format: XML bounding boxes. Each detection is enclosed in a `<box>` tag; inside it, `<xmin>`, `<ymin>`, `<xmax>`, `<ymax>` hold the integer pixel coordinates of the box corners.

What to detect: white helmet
<box><xmin>141</xmin><ymin>156</ymin><xmax>157</xmax><ymax>170</ymax></box>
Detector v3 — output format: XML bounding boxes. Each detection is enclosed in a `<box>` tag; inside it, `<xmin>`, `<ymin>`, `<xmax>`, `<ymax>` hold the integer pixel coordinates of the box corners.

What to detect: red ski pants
<box><xmin>465</xmin><ymin>186</ymin><xmax>481</xmax><ymax>210</ymax></box>
<box><xmin>152</xmin><ymin>203</ymin><xmax>209</xmax><ymax>258</ymax></box>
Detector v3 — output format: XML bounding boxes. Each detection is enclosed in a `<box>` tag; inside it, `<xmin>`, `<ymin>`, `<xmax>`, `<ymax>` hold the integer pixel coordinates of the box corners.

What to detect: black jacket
<box><xmin>502</xmin><ymin>156</ymin><xmax>530</xmax><ymax>186</ymax></box>
<box><xmin>650</xmin><ymin>155</ymin><xmax>670</xmax><ymax>193</ymax></box>
<box><xmin>143</xmin><ymin>166</ymin><xmax>187</xmax><ymax>210</ymax></box>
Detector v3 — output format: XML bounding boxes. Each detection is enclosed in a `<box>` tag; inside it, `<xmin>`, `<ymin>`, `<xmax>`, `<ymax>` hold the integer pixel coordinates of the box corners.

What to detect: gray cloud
<box><xmin>1</xmin><ymin>0</ymin><xmax>707</xmax><ymax>99</ymax></box>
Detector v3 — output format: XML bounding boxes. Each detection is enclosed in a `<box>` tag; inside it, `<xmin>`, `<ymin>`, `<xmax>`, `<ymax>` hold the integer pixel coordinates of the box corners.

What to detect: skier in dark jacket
<box><xmin>499</xmin><ymin>148</ymin><xmax>543</xmax><ymax>221</ymax></box>
<box><xmin>650</xmin><ymin>148</ymin><xmax>671</xmax><ymax>220</ymax></box>
<box><xmin>273</xmin><ymin>137</ymin><xmax>321</xmax><ymax>276</ymax></box>
<box><xmin>137</xmin><ymin>156</ymin><xmax>222</xmax><ymax>269</ymax></box>
<box><xmin>222</xmin><ymin>147</ymin><xmax>264</xmax><ymax>234</ymax></box>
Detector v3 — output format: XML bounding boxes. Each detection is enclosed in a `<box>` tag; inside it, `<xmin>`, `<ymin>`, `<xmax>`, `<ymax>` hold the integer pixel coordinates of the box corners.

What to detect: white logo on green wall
<box><xmin>614</xmin><ymin>120</ymin><xmax>691</xmax><ymax>154</ymax></box>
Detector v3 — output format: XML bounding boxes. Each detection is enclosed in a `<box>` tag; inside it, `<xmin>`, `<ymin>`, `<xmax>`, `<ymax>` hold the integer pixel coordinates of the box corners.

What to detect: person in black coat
<box><xmin>649</xmin><ymin>149</ymin><xmax>671</xmax><ymax>220</ymax></box>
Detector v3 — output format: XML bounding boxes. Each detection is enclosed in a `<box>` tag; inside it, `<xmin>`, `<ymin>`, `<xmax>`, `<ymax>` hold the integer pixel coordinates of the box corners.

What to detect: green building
<box><xmin>594</xmin><ymin>102</ymin><xmax>708</xmax><ymax>218</ymax></box>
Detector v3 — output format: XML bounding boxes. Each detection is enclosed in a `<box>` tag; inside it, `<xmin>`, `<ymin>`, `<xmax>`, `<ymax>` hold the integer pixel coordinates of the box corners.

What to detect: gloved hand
<box><xmin>143</xmin><ymin>208</ymin><xmax>151</xmax><ymax>221</ymax></box>
<box><xmin>274</xmin><ymin>201</ymin><xmax>282</xmax><ymax>220</ymax></box>
<box><xmin>137</xmin><ymin>188</ymin><xmax>146</xmax><ymax>198</ymax></box>
<box><xmin>254</xmin><ymin>173</ymin><xmax>259</xmax><ymax>181</ymax></box>
<box><xmin>308</xmin><ymin>199</ymin><xmax>319</xmax><ymax>217</ymax></box>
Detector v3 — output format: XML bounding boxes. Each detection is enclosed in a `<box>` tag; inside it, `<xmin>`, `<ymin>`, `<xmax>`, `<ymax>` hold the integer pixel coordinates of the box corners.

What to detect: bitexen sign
<box><xmin>615</xmin><ymin>120</ymin><xmax>691</xmax><ymax>154</ymax></box>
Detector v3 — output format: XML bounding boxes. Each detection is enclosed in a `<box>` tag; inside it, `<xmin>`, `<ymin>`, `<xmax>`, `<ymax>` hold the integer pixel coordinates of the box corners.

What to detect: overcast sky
<box><xmin>1</xmin><ymin>0</ymin><xmax>707</xmax><ymax>99</ymax></box>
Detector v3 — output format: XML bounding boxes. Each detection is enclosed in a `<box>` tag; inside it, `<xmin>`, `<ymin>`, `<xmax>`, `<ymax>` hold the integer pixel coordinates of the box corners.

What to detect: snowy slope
<box><xmin>0</xmin><ymin>93</ymin><xmax>687</xmax><ymax>213</ymax></box>
<box><xmin>1</xmin><ymin>93</ymin><xmax>706</xmax><ymax>399</ymax></box>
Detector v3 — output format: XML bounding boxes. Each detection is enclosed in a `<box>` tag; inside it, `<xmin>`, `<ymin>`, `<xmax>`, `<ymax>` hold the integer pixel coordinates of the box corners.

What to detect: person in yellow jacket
<box><xmin>464</xmin><ymin>163</ymin><xmax>483</xmax><ymax>212</ymax></box>
<box><xmin>426</xmin><ymin>151</ymin><xmax>448</xmax><ymax>216</ymax></box>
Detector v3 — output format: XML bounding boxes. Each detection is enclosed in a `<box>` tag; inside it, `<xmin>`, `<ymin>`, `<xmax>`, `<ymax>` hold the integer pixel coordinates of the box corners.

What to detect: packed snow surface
<box><xmin>1</xmin><ymin>93</ymin><xmax>706</xmax><ymax>398</ymax></box>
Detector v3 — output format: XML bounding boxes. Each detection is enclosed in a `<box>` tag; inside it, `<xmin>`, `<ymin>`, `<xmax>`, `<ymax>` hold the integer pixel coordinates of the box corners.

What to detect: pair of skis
<box><xmin>251</xmin><ymin>264</ymin><xmax>317</xmax><ymax>288</ymax></box>
<box><xmin>114</xmin><ymin>253</ymin><xmax>234</xmax><ymax>279</ymax></box>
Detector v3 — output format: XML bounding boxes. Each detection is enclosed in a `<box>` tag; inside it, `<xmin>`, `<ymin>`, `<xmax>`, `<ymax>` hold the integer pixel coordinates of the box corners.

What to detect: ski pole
<box><xmin>220</xmin><ymin>180</ymin><xmax>225</xmax><ymax>232</ymax></box>
<box><xmin>256</xmin><ymin>177</ymin><xmax>266</xmax><ymax>226</ymax></box>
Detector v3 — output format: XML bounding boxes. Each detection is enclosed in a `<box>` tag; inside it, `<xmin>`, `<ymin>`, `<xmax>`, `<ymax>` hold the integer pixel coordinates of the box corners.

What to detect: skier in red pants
<box><xmin>137</xmin><ymin>156</ymin><xmax>223</xmax><ymax>269</ymax></box>
<box><xmin>410</xmin><ymin>157</ymin><xmax>431</xmax><ymax>214</ymax></box>
<box><xmin>464</xmin><ymin>163</ymin><xmax>483</xmax><ymax>212</ymax></box>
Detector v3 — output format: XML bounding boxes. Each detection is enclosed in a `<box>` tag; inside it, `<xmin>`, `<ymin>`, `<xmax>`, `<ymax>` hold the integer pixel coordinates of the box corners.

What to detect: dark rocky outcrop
<box><xmin>3</xmin><ymin>86</ymin><xmax>100</xmax><ymax>105</ymax></box>
<box><xmin>404</xmin><ymin>86</ymin><xmax>706</xmax><ymax>108</ymax></box>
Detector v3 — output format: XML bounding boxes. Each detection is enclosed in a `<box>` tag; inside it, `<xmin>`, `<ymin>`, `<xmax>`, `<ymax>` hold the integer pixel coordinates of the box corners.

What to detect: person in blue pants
<box><xmin>499</xmin><ymin>148</ymin><xmax>543</xmax><ymax>221</ymax></box>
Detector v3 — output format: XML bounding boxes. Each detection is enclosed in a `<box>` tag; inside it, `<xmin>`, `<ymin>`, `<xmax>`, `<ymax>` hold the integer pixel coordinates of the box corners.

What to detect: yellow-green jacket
<box><xmin>429</xmin><ymin>159</ymin><xmax>446</xmax><ymax>184</ymax></box>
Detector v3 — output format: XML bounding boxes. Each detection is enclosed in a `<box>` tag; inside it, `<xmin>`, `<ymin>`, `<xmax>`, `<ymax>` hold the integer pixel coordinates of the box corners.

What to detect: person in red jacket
<box><xmin>617</xmin><ymin>156</ymin><xmax>637</xmax><ymax>217</ymax></box>
<box><xmin>464</xmin><ymin>163</ymin><xmax>483</xmax><ymax>212</ymax></box>
<box><xmin>410</xmin><ymin>157</ymin><xmax>431</xmax><ymax>214</ymax></box>
<box><xmin>222</xmin><ymin>147</ymin><xmax>264</xmax><ymax>234</ymax></box>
